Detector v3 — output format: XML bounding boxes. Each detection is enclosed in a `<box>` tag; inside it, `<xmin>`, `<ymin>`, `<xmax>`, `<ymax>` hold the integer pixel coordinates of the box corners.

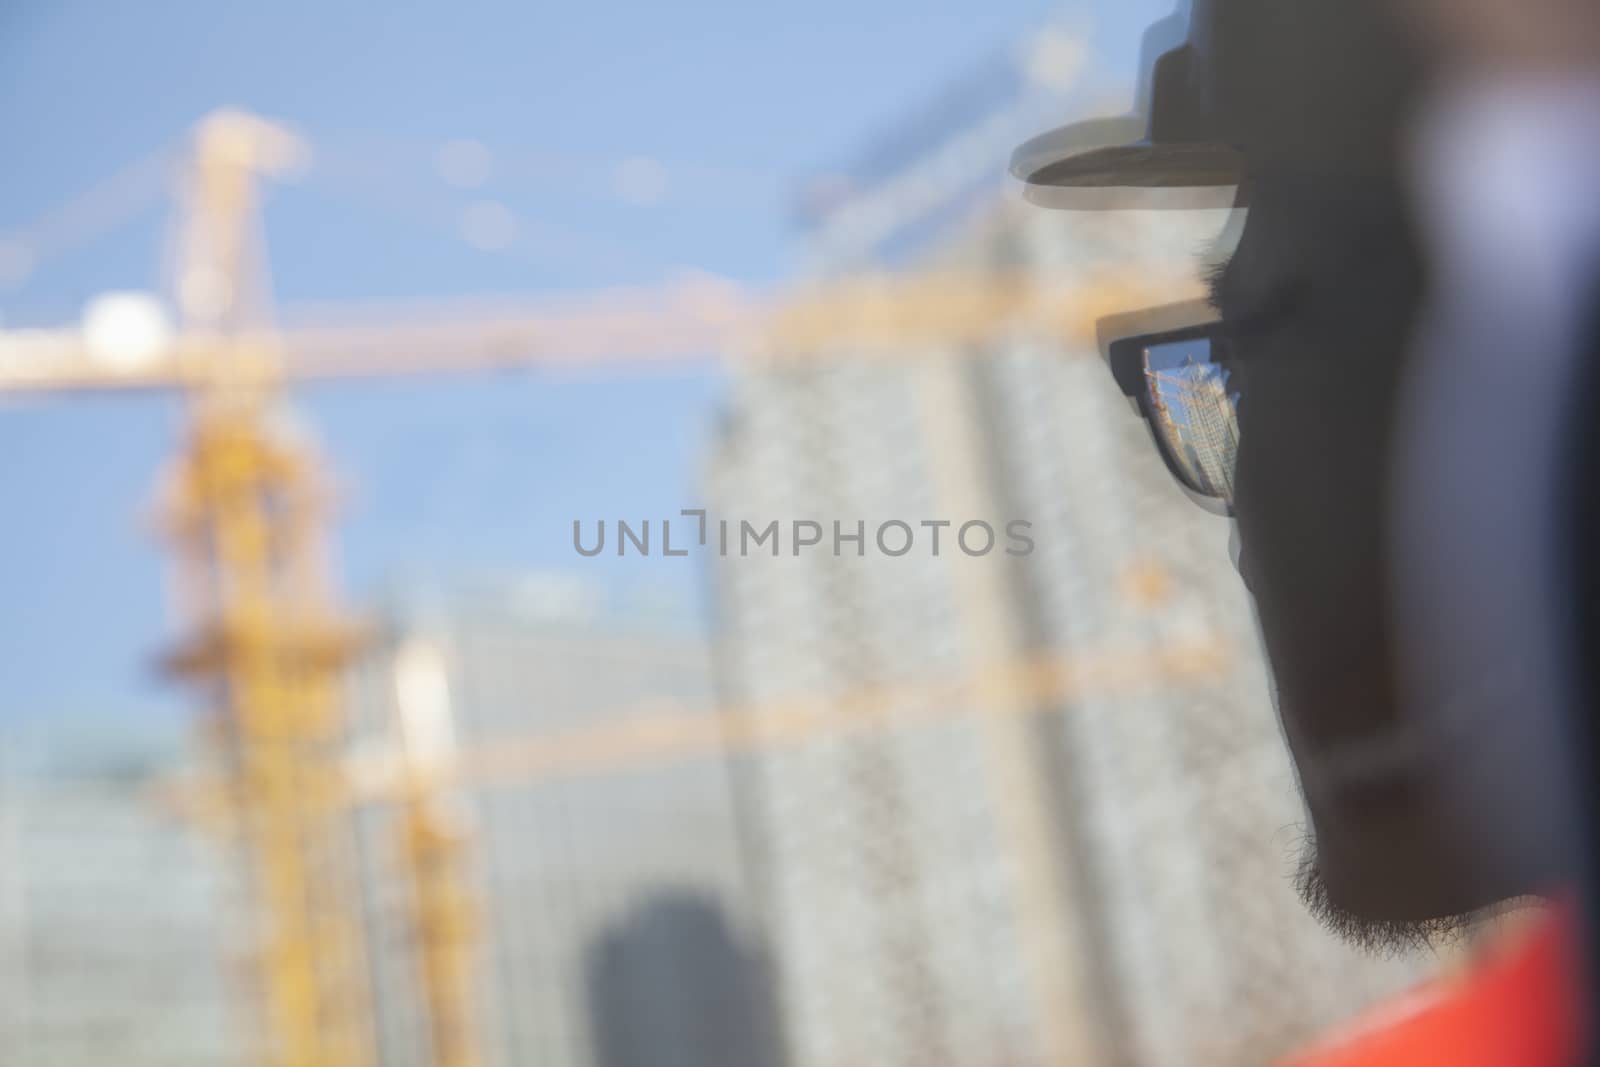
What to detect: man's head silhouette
<box><xmin>1016</xmin><ymin>0</ymin><xmax>1562</xmax><ymax>949</ymax></box>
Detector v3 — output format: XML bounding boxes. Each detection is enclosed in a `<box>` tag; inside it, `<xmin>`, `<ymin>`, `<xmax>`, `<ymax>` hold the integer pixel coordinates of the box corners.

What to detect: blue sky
<box><xmin>0</xmin><ymin>0</ymin><xmax>1165</xmax><ymax>726</ymax></box>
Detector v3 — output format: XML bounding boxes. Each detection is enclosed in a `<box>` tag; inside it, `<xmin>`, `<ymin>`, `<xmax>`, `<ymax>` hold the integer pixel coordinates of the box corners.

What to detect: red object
<box><xmin>1277</xmin><ymin>903</ymin><xmax>1587</xmax><ymax>1067</ymax></box>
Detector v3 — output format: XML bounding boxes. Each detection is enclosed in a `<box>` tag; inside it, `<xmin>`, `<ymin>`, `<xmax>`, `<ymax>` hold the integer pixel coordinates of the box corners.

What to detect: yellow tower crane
<box><xmin>0</xmin><ymin>109</ymin><xmax>1201</xmax><ymax>1067</ymax></box>
<box><xmin>155</xmin><ymin>111</ymin><xmax>381</xmax><ymax>1067</ymax></box>
<box><xmin>387</xmin><ymin>638</ymin><xmax>481</xmax><ymax>1067</ymax></box>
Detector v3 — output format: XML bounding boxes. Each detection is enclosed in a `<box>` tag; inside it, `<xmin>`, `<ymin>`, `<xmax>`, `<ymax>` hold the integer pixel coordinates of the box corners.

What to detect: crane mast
<box><xmin>158</xmin><ymin>111</ymin><xmax>378</xmax><ymax>1067</ymax></box>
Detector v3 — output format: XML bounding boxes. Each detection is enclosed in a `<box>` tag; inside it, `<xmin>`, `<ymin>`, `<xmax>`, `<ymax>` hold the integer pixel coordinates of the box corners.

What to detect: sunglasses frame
<box><xmin>1096</xmin><ymin>298</ymin><xmax>1237</xmax><ymax>516</ymax></box>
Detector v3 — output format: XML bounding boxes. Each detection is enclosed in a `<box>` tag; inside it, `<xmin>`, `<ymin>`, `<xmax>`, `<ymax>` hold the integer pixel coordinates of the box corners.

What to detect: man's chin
<box><xmin>1293</xmin><ymin>844</ymin><xmax>1499</xmax><ymax>957</ymax></box>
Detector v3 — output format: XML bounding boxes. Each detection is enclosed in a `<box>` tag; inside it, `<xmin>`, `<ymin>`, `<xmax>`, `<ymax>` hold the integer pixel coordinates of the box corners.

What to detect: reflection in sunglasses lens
<box><xmin>1143</xmin><ymin>338</ymin><xmax>1239</xmax><ymax>503</ymax></box>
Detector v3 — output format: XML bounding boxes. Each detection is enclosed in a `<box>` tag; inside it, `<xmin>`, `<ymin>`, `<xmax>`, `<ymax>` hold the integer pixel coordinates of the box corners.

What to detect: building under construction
<box><xmin>347</xmin><ymin>574</ymin><xmax>772</xmax><ymax>1067</ymax></box>
<box><xmin>706</xmin><ymin>43</ymin><xmax>1426</xmax><ymax>1067</ymax></box>
<box><xmin>0</xmin><ymin>720</ymin><xmax>247</xmax><ymax>1067</ymax></box>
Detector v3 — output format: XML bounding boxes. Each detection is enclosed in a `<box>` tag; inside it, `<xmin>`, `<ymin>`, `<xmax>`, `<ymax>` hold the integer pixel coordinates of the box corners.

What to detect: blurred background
<box><xmin>0</xmin><ymin>3</ymin><xmax>1432</xmax><ymax>1066</ymax></box>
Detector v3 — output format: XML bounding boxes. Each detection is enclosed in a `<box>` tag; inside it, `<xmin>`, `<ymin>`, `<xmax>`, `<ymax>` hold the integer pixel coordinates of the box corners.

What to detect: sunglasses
<box><xmin>1098</xmin><ymin>299</ymin><xmax>1240</xmax><ymax>516</ymax></box>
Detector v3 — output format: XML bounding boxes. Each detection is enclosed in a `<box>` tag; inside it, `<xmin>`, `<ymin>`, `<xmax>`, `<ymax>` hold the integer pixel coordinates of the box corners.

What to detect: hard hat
<box><xmin>1011</xmin><ymin>2</ymin><xmax>1243</xmax><ymax>195</ymax></box>
<box><xmin>1012</xmin><ymin>0</ymin><xmax>1421</xmax><ymax>207</ymax></box>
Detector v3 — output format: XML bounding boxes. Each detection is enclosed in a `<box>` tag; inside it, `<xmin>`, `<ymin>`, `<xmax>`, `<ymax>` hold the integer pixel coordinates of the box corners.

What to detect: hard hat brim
<box><xmin>1010</xmin><ymin>115</ymin><xmax>1245</xmax><ymax>209</ymax></box>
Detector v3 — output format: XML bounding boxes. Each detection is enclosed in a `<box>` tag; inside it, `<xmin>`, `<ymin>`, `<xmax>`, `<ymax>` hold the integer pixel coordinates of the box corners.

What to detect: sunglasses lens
<box><xmin>1143</xmin><ymin>336</ymin><xmax>1240</xmax><ymax>504</ymax></box>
